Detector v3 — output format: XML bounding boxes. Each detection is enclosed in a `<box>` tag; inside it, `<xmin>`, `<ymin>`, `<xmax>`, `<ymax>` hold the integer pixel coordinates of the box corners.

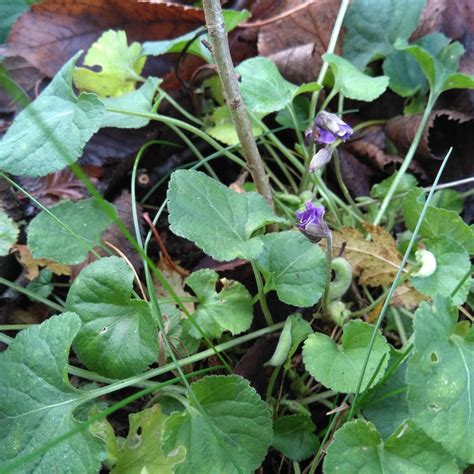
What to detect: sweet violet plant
<box><xmin>0</xmin><ymin>0</ymin><xmax>473</xmax><ymax>473</ymax></box>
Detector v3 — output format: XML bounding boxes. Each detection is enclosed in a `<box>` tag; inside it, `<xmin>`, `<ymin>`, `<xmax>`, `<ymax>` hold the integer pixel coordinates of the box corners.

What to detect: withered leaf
<box><xmin>257</xmin><ymin>0</ymin><xmax>341</xmax><ymax>84</ymax></box>
<box><xmin>13</xmin><ymin>244</ymin><xmax>71</xmax><ymax>280</ymax></box>
<box><xmin>392</xmin><ymin>284</ymin><xmax>429</xmax><ymax>310</ymax></box>
<box><xmin>384</xmin><ymin>110</ymin><xmax>474</xmax><ymax>212</ymax></box>
<box><xmin>17</xmin><ymin>168</ymin><xmax>100</xmax><ymax>208</ymax></box>
<box><xmin>4</xmin><ymin>0</ymin><xmax>205</xmax><ymax>77</ymax></box>
<box><xmin>330</xmin><ymin>223</ymin><xmax>403</xmax><ymax>287</ymax></box>
<box><xmin>0</xmin><ymin>56</ymin><xmax>44</xmax><ymax>113</ymax></box>
<box><xmin>384</xmin><ymin>109</ymin><xmax>473</xmax><ymax>160</ymax></box>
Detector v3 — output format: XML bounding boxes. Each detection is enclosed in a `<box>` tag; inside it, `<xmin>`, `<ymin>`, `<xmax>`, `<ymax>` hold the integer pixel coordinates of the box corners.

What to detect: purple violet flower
<box><xmin>305</xmin><ymin>111</ymin><xmax>353</xmax><ymax>146</ymax></box>
<box><xmin>296</xmin><ymin>201</ymin><xmax>330</xmax><ymax>242</ymax></box>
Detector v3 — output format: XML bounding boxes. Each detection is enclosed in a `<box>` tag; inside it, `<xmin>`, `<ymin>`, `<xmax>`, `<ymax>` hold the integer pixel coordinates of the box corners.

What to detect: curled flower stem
<box><xmin>202</xmin><ymin>0</ymin><xmax>275</xmax><ymax>210</ymax></box>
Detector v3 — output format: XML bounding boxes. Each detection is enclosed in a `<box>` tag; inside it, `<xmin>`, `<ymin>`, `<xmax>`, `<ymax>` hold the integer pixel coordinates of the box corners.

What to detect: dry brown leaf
<box><xmin>17</xmin><ymin>167</ymin><xmax>101</xmax><ymax>208</ymax></box>
<box><xmin>3</xmin><ymin>0</ymin><xmax>205</xmax><ymax>77</ymax></box>
<box><xmin>385</xmin><ymin>110</ymin><xmax>474</xmax><ymax>215</ymax></box>
<box><xmin>337</xmin><ymin>149</ymin><xmax>375</xmax><ymax>197</ymax></box>
<box><xmin>329</xmin><ymin>223</ymin><xmax>403</xmax><ymax>287</ymax></box>
<box><xmin>0</xmin><ymin>56</ymin><xmax>44</xmax><ymax>113</ymax></box>
<box><xmin>13</xmin><ymin>244</ymin><xmax>71</xmax><ymax>280</ymax></box>
<box><xmin>392</xmin><ymin>284</ymin><xmax>429</xmax><ymax>310</ymax></box>
<box><xmin>257</xmin><ymin>0</ymin><xmax>341</xmax><ymax>83</ymax></box>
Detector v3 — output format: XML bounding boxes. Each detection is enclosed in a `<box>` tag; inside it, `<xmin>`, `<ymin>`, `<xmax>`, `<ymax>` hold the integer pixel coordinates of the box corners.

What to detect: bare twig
<box><xmin>202</xmin><ymin>0</ymin><xmax>275</xmax><ymax>211</ymax></box>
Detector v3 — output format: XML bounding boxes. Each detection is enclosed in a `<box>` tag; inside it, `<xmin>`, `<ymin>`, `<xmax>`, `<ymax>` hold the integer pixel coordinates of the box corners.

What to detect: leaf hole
<box><xmin>430</xmin><ymin>352</ymin><xmax>439</xmax><ymax>363</ymax></box>
<box><xmin>428</xmin><ymin>403</ymin><xmax>441</xmax><ymax>412</ymax></box>
<box><xmin>99</xmin><ymin>326</ymin><xmax>108</xmax><ymax>335</ymax></box>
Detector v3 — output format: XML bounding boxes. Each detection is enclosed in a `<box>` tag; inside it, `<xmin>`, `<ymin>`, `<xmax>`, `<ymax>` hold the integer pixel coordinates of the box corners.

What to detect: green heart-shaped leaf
<box><xmin>303</xmin><ymin>320</ymin><xmax>390</xmax><ymax>393</ymax></box>
<box><xmin>66</xmin><ymin>256</ymin><xmax>158</xmax><ymax>378</ymax></box>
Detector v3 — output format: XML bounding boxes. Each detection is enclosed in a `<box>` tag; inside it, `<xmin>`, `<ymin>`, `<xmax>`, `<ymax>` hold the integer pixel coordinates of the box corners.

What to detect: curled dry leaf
<box><xmin>3</xmin><ymin>0</ymin><xmax>205</xmax><ymax>77</ymax></box>
<box><xmin>0</xmin><ymin>56</ymin><xmax>44</xmax><ymax>113</ymax></box>
<box><xmin>385</xmin><ymin>109</ymin><xmax>473</xmax><ymax>160</ymax></box>
<box><xmin>328</xmin><ymin>223</ymin><xmax>403</xmax><ymax>287</ymax></box>
<box><xmin>17</xmin><ymin>168</ymin><xmax>101</xmax><ymax>208</ymax></box>
<box><xmin>257</xmin><ymin>0</ymin><xmax>341</xmax><ymax>83</ymax></box>
<box><xmin>385</xmin><ymin>110</ymin><xmax>474</xmax><ymax>212</ymax></box>
<box><xmin>345</xmin><ymin>126</ymin><xmax>427</xmax><ymax>178</ymax></box>
<box><xmin>336</xmin><ymin>149</ymin><xmax>375</xmax><ymax>197</ymax></box>
<box><xmin>13</xmin><ymin>244</ymin><xmax>71</xmax><ymax>280</ymax></box>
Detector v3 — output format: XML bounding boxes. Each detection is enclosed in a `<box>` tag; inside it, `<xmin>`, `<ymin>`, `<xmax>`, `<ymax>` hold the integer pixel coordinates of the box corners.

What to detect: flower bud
<box><xmin>295</xmin><ymin>201</ymin><xmax>330</xmax><ymax>242</ymax></box>
<box><xmin>309</xmin><ymin>147</ymin><xmax>333</xmax><ymax>172</ymax></box>
<box><xmin>316</xmin><ymin>111</ymin><xmax>353</xmax><ymax>141</ymax></box>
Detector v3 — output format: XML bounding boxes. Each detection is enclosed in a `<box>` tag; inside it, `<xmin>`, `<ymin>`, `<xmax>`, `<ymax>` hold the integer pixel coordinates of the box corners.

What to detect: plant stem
<box><xmin>299</xmin><ymin>389</ymin><xmax>336</xmax><ymax>405</ymax></box>
<box><xmin>202</xmin><ymin>0</ymin><xmax>274</xmax><ymax>209</ymax></box>
<box><xmin>0</xmin><ymin>277</ymin><xmax>63</xmax><ymax>312</ymax></box>
<box><xmin>308</xmin><ymin>0</ymin><xmax>351</xmax><ymax>121</ymax></box>
<box><xmin>79</xmin><ymin>321</ymin><xmax>285</xmax><ymax>397</ymax></box>
<box><xmin>332</xmin><ymin>149</ymin><xmax>365</xmax><ymax>220</ymax></box>
<box><xmin>373</xmin><ymin>93</ymin><xmax>436</xmax><ymax>225</ymax></box>
<box><xmin>347</xmin><ymin>147</ymin><xmax>452</xmax><ymax>421</ymax></box>
<box><xmin>322</xmin><ymin>233</ymin><xmax>333</xmax><ymax>319</ymax></box>
<box><xmin>251</xmin><ymin>260</ymin><xmax>274</xmax><ymax>325</ymax></box>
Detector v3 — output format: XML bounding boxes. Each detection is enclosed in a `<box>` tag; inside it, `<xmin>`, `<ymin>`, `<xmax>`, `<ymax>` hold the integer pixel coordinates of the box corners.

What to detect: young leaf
<box><xmin>257</xmin><ymin>230</ymin><xmax>327</xmax><ymax>307</ymax></box>
<box><xmin>343</xmin><ymin>0</ymin><xmax>425</xmax><ymax>70</ymax></box>
<box><xmin>324</xmin><ymin>420</ymin><xmax>458</xmax><ymax>473</ymax></box>
<box><xmin>161</xmin><ymin>375</ymin><xmax>272</xmax><ymax>474</ymax></box>
<box><xmin>27</xmin><ymin>197</ymin><xmax>116</xmax><ymax>265</ymax></box>
<box><xmin>65</xmin><ymin>256</ymin><xmax>158</xmax><ymax>378</ymax></box>
<box><xmin>73</xmin><ymin>30</ymin><xmax>145</xmax><ymax>97</ymax></box>
<box><xmin>0</xmin><ymin>53</ymin><xmax>105</xmax><ymax>177</ymax></box>
<box><xmin>0</xmin><ymin>210</ymin><xmax>19</xmax><ymax>256</ymax></box>
<box><xmin>272</xmin><ymin>415</ymin><xmax>319</xmax><ymax>462</ymax></box>
<box><xmin>395</xmin><ymin>37</ymin><xmax>474</xmax><ymax>95</ymax></box>
<box><xmin>143</xmin><ymin>9</ymin><xmax>250</xmax><ymax>63</ymax></box>
<box><xmin>383</xmin><ymin>33</ymin><xmax>450</xmax><ymax>97</ymax></box>
<box><xmin>303</xmin><ymin>320</ymin><xmax>390</xmax><ymax>393</ymax></box>
<box><xmin>26</xmin><ymin>268</ymin><xmax>54</xmax><ymax>299</ymax></box>
<box><xmin>100</xmin><ymin>77</ymin><xmax>161</xmax><ymax>129</ymax></box>
<box><xmin>167</xmin><ymin>169</ymin><xmax>283</xmax><ymax>262</ymax></box>
<box><xmin>431</xmin><ymin>189</ymin><xmax>464</xmax><ymax>214</ymax></box>
<box><xmin>362</xmin><ymin>350</ymin><xmax>410</xmax><ymax>439</ymax></box>
<box><xmin>111</xmin><ymin>404</ymin><xmax>186</xmax><ymax>474</ymax></box>
<box><xmin>323</xmin><ymin>53</ymin><xmax>388</xmax><ymax>101</ymax></box>
<box><xmin>370</xmin><ymin>172</ymin><xmax>417</xmax><ymax>216</ymax></box>
<box><xmin>407</xmin><ymin>297</ymin><xmax>474</xmax><ymax>463</ymax></box>
<box><xmin>403</xmin><ymin>188</ymin><xmax>474</xmax><ymax>253</ymax></box>
<box><xmin>204</xmin><ymin>105</ymin><xmax>263</xmax><ymax>145</ymax></box>
<box><xmin>185</xmin><ymin>268</ymin><xmax>253</xmax><ymax>339</ymax></box>
<box><xmin>411</xmin><ymin>237</ymin><xmax>471</xmax><ymax>305</ymax></box>
<box><xmin>0</xmin><ymin>313</ymin><xmax>104</xmax><ymax>472</ymax></box>
<box><xmin>236</xmin><ymin>57</ymin><xmax>298</xmax><ymax>114</ymax></box>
